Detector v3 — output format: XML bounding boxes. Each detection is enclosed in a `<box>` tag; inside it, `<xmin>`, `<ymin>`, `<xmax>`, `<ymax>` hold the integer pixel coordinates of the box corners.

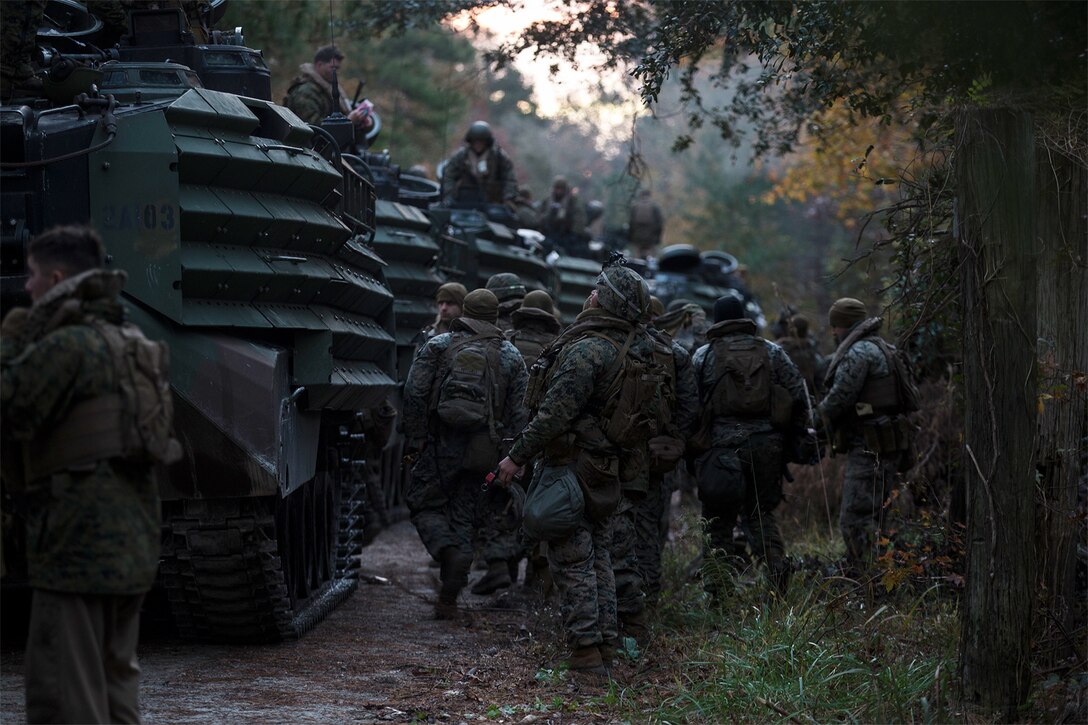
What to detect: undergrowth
<box><xmin>619</xmin><ymin>509</ymin><xmax>960</xmax><ymax>723</ymax></box>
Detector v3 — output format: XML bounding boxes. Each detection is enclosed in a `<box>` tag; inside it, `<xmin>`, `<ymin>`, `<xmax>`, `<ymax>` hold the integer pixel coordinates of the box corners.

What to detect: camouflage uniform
<box><xmin>539</xmin><ymin>178</ymin><xmax>587</xmax><ymax>249</ymax></box>
<box><xmin>0</xmin><ymin>1</ymin><xmax>46</xmax><ymax>93</ymax></box>
<box><xmin>283</xmin><ymin>63</ymin><xmax>353</xmax><ymax>125</ymax></box>
<box><xmin>775</xmin><ymin>314</ymin><xmax>823</xmax><ymax>399</ymax></box>
<box><xmin>403</xmin><ymin>314</ymin><xmax>527</xmax><ymax>600</ymax></box>
<box><xmin>507</xmin><ymin>268</ymin><xmax>655</xmax><ymax>655</ymax></box>
<box><xmin>507</xmin><ymin>291</ymin><xmax>560</xmax><ymax>368</ymax></box>
<box><xmin>441</xmin><ymin>145</ymin><xmax>517</xmax><ymax>206</ymax></box>
<box><xmin>628</xmin><ymin>191</ymin><xmax>664</xmax><ymax>256</ymax></box>
<box><xmin>691</xmin><ymin>318</ymin><xmax>809</xmax><ymax>592</ymax></box>
<box><xmin>819</xmin><ymin>316</ymin><xmax>905</xmax><ymax>568</ymax></box>
<box><xmin>1</xmin><ymin>269</ymin><xmax>161</xmax><ymax>723</ymax></box>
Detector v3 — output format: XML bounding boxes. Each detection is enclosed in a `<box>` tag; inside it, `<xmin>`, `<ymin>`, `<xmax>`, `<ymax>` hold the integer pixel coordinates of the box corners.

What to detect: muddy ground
<box><xmin>1</xmin><ymin>521</ymin><xmax>642</xmax><ymax>724</ymax></box>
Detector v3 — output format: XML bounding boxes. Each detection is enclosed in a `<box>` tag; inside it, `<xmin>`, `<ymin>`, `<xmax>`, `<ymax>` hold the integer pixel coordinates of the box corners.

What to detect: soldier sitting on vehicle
<box><xmin>1</xmin><ymin>224</ymin><xmax>179</xmax><ymax>723</ymax></box>
<box><xmin>440</xmin><ymin>121</ymin><xmax>518</xmax><ymax>207</ymax></box>
<box><xmin>284</xmin><ymin>45</ymin><xmax>375</xmax><ymax>130</ymax></box>
<box><xmin>402</xmin><ymin>289</ymin><xmax>528</xmax><ymax>618</ymax></box>
<box><xmin>538</xmin><ymin>176</ymin><xmax>587</xmax><ymax>252</ymax></box>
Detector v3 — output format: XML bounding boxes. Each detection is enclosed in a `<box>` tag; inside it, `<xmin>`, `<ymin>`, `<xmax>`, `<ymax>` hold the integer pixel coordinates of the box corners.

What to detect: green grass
<box><xmin>623</xmin><ymin>510</ymin><xmax>959</xmax><ymax>723</ymax></box>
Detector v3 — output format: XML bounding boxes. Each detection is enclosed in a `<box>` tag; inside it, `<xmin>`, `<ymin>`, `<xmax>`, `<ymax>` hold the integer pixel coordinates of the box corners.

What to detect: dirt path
<box><xmin>1</xmin><ymin>521</ymin><xmax>615</xmax><ymax>724</ymax></box>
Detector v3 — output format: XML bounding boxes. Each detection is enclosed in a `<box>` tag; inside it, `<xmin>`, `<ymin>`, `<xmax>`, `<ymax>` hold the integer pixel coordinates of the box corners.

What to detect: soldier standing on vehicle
<box><xmin>1</xmin><ymin>225</ymin><xmax>179</xmax><ymax>723</ymax></box>
<box><xmin>402</xmin><ymin>289</ymin><xmax>528</xmax><ymax>618</ymax></box>
<box><xmin>538</xmin><ymin>176</ymin><xmax>587</xmax><ymax>251</ymax></box>
<box><xmin>440</xmin><ymin>121</ymin><xmax>518</xmax><ymax>206</ymax></box>
<box><xmin>284</xmin><ymin>45</ymin><xmax>374</xmax><ymax>130</ymax></box>
<box><xmin>485</xmin><ymin>272</ymin><xmax>526</xmax><ymax>333</ymax></box>
<box><xmin>819</xmin><ymin>298</ymin><xmax>916</xmax><ymax>573</ymax></box>
<box><xmin>0</xmin><ymin>0</ymin><xmax>45</xmax><ymax>97</ymax></box>
<box><xmin>418</xmin><ymin>282</ymin><xmax>467</xmax><ymax>342</ymax></box>
<box><xmin>691</xmin><ymin>290</ymin><xmax>810</xmax><ymax>597</ymax></box>
<box><xmin>628</xmin><ymin>189</ymin><xmax>664</xmax><ymax>258</ymax></box>
<box><xmin>497</xmin><ymin>266</ymin><xmax>667</xmax><ymax>675</ymax></box>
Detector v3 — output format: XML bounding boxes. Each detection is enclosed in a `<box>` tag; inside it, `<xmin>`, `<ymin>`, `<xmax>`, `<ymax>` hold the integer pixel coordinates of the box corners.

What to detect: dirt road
<box><xmin>1</xmin><ymin>521</ymin><xmax>614</xmax><ymax>724</ymax></box>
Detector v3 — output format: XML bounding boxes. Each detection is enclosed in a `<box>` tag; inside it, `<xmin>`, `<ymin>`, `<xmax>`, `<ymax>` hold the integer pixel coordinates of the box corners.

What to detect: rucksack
<box><xmin>596</xmin><ymin>328</ymin><xmax>672</xmax><ymax>449</ymax></box>
<box><xmin>92</xmin><ymin>320</ymin><xmax>183</xmax><ymax>466</ymax></box>
<box><xmin>435</xmin><ymin>331</ymin><xmax>503</xmax><ymax>433</ymax></box>
<box><xmin>871</xmin><ymin>337</ymin><xmax>921</xmax><ymax>414</ymax></box>
<box><xmin>709</xmin><ymin>336</ymin><xmax>772</xmax><ymax>417</ymax></box>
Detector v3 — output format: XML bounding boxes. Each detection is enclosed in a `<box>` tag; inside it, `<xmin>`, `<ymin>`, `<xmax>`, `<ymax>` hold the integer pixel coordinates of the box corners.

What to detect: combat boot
<box><xmin>598</xmin><ymin>639</ymin><xmax>618</xmax><ymax>670</ymax></box>
<box><xmin>0</xmin><ymin>63</ymin><xmax>43</xmax><ymax>97</ymax></box>
<box><xmin>566</xmin><ymin>645</ymin><xmax>608</xmax><ymax>676</ymax></box>
<box><xmin>470</xmin><ymin>560</ymin><xmax>512</xmax><ymax>595</ymax></box>
<box><xmin>619</xmin><ymin>609</ymin><xmax>649</xmax><ymax>646</ymax></box>
<box><xmin>435</xmin><ymin>546</ymin><xmax>471</xmax><ymax>619</ymax></box>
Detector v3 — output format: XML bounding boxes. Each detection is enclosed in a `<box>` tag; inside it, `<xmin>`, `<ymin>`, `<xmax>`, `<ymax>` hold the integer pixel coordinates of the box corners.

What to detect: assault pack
<box><xmin>28</xmin><ymin>319</ymin><xmax>182</xmax><ymax>479</ymax></box>
<box><xmin>524</xmin><ymin>319</ymin><xmax>672</xmax><ymax>449</ymax></box>
<box><xmin>433</xmin><ymin>329</ymin><xmax>506</xmax><ymax>470</ymax></box>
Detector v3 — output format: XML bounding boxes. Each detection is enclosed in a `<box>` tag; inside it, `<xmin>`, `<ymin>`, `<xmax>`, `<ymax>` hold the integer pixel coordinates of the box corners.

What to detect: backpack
<box><xmin>435</xmin><ymin>331</ymin><xmax>503</xmax><ymax>432</ymax></box>
<box><xmin>709</xmin><ymin>336</ymin><xmax>772</xmax><ymax>417</ymax></box>
<box><xmin>870</xmin><ymin>337</ymin><xmax>921</xmax><ymax>414</ymax></box>
<box><xmin>92</xmin><ymin>320</ymin><xmax>183</xmax><ymax>466</ymax></box>
<box><xmin>596</xmin><ymin>328</ymin><xmax>672</xmax><ymax>448</ymax></box>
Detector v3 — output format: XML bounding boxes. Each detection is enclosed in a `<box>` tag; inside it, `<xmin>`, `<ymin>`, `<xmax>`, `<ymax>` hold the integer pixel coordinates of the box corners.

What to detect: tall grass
<box><xmin>628</xmin><ymin>509</ymin><xmax>959</xmax><ymax>724</ymax></box>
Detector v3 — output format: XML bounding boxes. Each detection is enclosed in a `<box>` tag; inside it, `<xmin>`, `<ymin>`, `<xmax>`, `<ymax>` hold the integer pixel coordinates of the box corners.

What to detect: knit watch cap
<box><xmin>463</xmin><ymin>288</ymin><xmax>499</xmax><ymax>322</ymax></box>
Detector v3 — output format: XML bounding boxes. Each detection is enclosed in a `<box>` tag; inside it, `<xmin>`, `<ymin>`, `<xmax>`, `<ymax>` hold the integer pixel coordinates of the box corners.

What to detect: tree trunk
<box><xmin>957</xmin><ymin>109</ymin><xmax>1038</xmax><ymax>719</ymax></box>
<box><xmin>1034</xmin><ymin>134</ymin><xmax>1088</xmax><ymax>667</ymax></box>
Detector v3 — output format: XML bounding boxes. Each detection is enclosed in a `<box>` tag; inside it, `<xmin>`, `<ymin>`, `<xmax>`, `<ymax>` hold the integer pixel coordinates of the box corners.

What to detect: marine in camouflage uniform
<box><xmin>1</xmin><ymin>226</ymin><xmax>162</xmax><ymax>723</ymax></box>
<box><xmin>507</xmin><ymin>289</ymin><xmax>560</xmax><ymax>368</ymax></box>
<box><xmin>819</xmin><ymin>298</ymin><xmax>910</xmax><ymax>571</ymax></box>
<box><xmin>417</xmin><ymin>282</ymin><xmax>467</xmax><ymax>342</ymax></box>
<box><xmin>441</xmin><ymin>121</ymin><xmax>518</xmax><ymax>206</ymax></box>
<box><xmin>0</xmin><ymin>0</ymin><xmax>46</xmax><ymax>96</ymax></box>
<box><xmin>691</xmin><ymin>291</ymin><xmax>810</xmax><ymax>596</ymax></box>
<box><xmin>402</xmin><ymin>289</ymin><xmax>527</xmax><ymax>617</ymax></box>
<box><xmin>775</xmin><ymin>313</ymin><xmax>824</xmax><ymax>399</ymax></box>
<box><xmin>638</xmin><ymin>310</ymin><xmax>699</xmax><ymax>607</ymax></box>
<box><xmin>284</xmin><ymin>45</ymin><xmax>373</xmax><ymax>130</ymax></box>
<box><xmin>486</xmin><ymin>272</ymin><xmax>526</xmax><ymax>333</ymax></box>
<box><xmin>498</xmin><ymin>265</ymin><xmax>657</xmax><ymax>674</ymax></box>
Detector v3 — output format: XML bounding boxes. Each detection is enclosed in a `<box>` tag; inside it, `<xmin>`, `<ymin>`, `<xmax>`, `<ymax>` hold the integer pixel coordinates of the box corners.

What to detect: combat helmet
<box><xmin>464</xmin><ymin>121</ymin><xmax>494</xmax><ymax>147</ymax></box>
<box><xmin>485</xmin><ymin>272</ymin><xmax>526</xmax><ymax>303</ymax></box>
<box><xmin>596</xmin><ymin>266</ymin><xmax>649</xmax><ymax>322</ymax></box>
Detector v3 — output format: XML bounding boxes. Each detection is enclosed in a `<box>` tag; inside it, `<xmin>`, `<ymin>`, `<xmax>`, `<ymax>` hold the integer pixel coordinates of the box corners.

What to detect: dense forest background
<box><xmin>223</xmin><ymin>0</ymin><xmax>892</xmax><ymax>336</ymax></box>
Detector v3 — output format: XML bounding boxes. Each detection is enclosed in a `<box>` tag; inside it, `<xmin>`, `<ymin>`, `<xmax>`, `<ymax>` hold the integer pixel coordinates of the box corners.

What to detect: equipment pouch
<box><xmin>695</xmin><ymin>447</ymin><xmax>746</xmax><ymax>508</ymax></box>
<box><xmin>461</xmin><ymin>430</ymin><xmax>498</xmax><ymax>472</ymax></box>
<box><xmin>574</xmin><ymin>449</ymin><xmax>621</xmax><ymax>521</ymax></box>
<box><xmin>648</xmin><ymin>435</ymin><xmax>685</xmax><ymax>474</ymax></box>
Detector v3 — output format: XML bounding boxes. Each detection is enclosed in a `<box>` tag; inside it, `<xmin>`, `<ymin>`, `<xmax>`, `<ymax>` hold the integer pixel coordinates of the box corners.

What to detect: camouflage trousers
<box><xmin>610</xmin><ymin>496</ymin><xmax>644</xmax><ymax>618</ymax></box>
<box><xmin>840</xmin><ymin>447</ymin><xmax>900</xmax><ymax>567</ymax></box>
<box><xmin>696</xmin><ymin>433</ymin><xmax>786</xmax><ymax>571</ymax></box>
<box><xmin>473</xmin><ymin>484</ymin><xmax>523</xmax><ymax>565</ymax></box>
<box><xmin>633</xmin><ymin>474</ymin><xmax>671</xmax><ymax>605</ymax></box>
<box><xmin>407</xmin><ymin>454</ymin><xmax>517</xmax><ymax>565</ymax></box>
<box><xmin>548</xmin><ymin>515</ymin><xmax>617</xmax><ymax>649</ymax></box>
